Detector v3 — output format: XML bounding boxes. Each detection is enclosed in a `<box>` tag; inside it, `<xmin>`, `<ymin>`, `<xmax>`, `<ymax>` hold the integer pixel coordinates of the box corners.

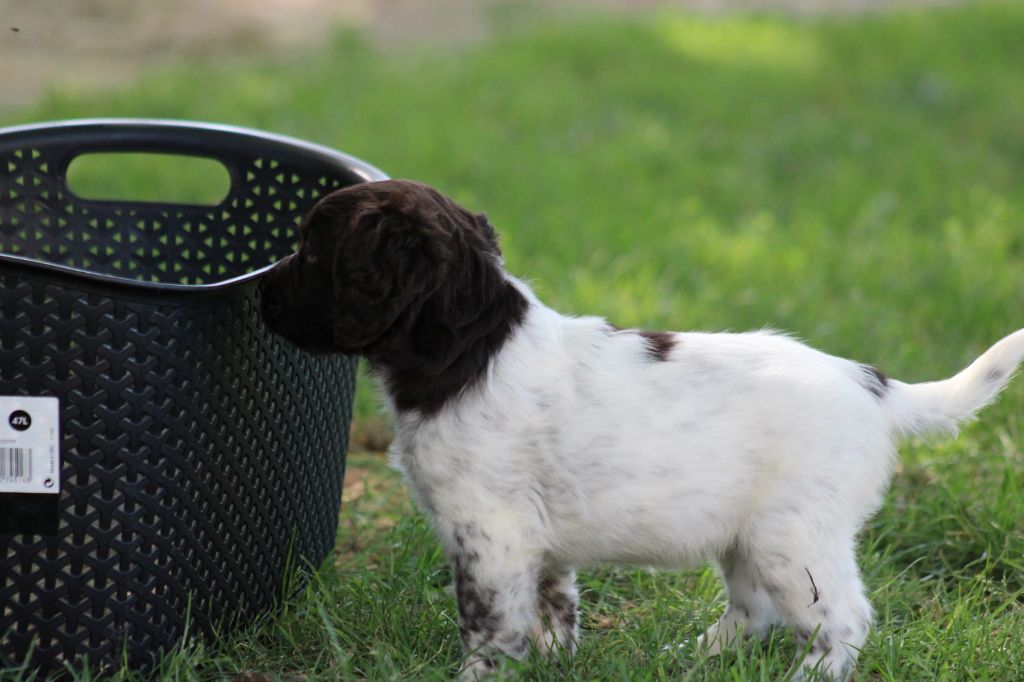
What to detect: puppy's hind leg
<box><xmin>748</xmin><ymin>525</ymin><xmax>872</xmax><ymax>681</ymax></box>
<box><xmin>699</xmin><ymin>547</ymin><xmax>783</xmax><ymax>655</ymax></box>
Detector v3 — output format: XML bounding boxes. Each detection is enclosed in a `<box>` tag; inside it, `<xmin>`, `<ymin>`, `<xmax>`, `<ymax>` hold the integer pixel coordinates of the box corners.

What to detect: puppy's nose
<box><xmin>261</xmin><ymin>288</ymin><xmax>285</xmax><ymax>321</ymax></box>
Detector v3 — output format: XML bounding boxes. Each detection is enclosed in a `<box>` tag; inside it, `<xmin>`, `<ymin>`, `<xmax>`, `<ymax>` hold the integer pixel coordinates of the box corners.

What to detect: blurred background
<box><xmin>0</xmin><ymin>0</ymin><xmax>958</xmax><ymax>112</ymax></box>
<box><xmin>0</xmin><ymin>0</ymin><xmax>961</xmax><ymax>112</ymax></box>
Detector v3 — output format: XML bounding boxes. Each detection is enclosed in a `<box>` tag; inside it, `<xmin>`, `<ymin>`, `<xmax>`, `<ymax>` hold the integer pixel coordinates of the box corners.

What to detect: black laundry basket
<box><xmin>0</xmin><ymin>119</ymin><xmax>386</xmax><ymax>675</ymax></box>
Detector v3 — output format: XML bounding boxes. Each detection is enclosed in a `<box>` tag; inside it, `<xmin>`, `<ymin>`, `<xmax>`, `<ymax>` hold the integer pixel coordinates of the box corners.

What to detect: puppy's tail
<box><xmin>888</xmin><ymin>328</ymin><xmax>1024</xmax><ymax>438</ymax></box>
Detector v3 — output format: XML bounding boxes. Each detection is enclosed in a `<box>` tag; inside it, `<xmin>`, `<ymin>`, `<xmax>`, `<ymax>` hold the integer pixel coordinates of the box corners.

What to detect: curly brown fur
<box><xmin>260</xmin><ymin>180</ymin><xmax>527</xmax><ymax>415</ymax></box>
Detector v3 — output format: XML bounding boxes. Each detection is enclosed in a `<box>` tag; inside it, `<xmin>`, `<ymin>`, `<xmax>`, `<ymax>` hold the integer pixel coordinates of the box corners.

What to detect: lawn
<box><xmin>4</xmin><ymin>2</ymin><xmax>1024</xmax><ymax>679</ymax></box>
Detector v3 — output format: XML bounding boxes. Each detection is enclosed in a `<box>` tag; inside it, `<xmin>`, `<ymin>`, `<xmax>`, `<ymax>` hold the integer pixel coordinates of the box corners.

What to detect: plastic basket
<box><xmin>0</xmin><ymin>119</ymin><xmax>386</xmax><ymax>674</ymax></box>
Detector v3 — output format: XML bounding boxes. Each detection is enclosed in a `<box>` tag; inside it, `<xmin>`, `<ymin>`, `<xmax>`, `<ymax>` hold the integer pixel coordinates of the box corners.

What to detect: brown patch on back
<box><xmin>604</xmin><ymin>323</ymin><xmax>677</xmax><ymax>362</ymax></box>
<box><xmin>859</xmin><ymin>364</ymin><xmax>890</xmax><ymax>399</ymax></box>
<box><xmin>637</xmin><ymin>330</ymin><xmax>677</xmax><ymax>362</ymax></box>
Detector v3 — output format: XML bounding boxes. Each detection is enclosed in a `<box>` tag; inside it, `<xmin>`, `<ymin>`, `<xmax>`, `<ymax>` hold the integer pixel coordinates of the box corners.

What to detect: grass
<box><xmin>3</xmin><ymin>1</ymin><xmax>1024</xmax><ymax>679</ymax></box>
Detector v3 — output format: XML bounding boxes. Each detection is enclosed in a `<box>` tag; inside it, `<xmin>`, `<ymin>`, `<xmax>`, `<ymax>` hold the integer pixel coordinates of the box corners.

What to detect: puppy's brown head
<box><xmin>261</xmin><ymin>179</ymin><xmax>525</xmax><ymax>412</ymax></box>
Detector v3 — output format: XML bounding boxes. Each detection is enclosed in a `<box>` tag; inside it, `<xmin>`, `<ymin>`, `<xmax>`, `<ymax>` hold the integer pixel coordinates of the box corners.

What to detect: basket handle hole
<box><xmin>66</xmin><ymin>152</ymin><xmax>231</xmax><ymax>206</ymax></box>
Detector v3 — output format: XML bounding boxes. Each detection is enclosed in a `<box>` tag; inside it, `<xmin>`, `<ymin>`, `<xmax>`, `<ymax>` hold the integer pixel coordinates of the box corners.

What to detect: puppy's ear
<box><xmin>474</xmin><ymin>213</ymin><xmax>500</xmax><ymax>253</ymax></box>
<box><xmin>331</xmin><ymin>209</ymin><xmax>446</xmax><ymax>351</ymax></box>
<box><xmin>410</xmin><ymin>218</ymin><xmax>511</xmax><ymax>350</ymax></box>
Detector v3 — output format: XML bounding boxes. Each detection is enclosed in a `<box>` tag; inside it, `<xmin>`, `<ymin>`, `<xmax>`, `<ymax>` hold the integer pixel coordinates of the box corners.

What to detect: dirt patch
<box><xmin>0</xmin><ymin>0</ymin><xmax>367</xmax><ymax>113</ymax></box>
<box><xmin>349</xmin><ymin>415</ymin><xmax>394</xmax><ymax>453</ymax></box>
<box><xmin>334</xmin><ymin>452</ymin><xmax>412</xmax><ymax>569</ymax></box>
<box><xmin>1</xmin><ymin>0</ymin><xmax>963</xmax><ymax>114</ymax></box>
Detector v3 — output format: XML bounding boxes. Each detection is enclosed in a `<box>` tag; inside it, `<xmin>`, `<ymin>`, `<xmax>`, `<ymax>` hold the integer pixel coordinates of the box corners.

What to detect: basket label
<box><xmin>0</xmin><ymin>397</ymin><xmax>59</xmax><ymax>494</ymax></box>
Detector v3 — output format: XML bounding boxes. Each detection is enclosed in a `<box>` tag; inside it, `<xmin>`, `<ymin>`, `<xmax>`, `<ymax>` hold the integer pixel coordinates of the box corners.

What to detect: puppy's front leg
<box><xmin>447</xmin><ymin>523</ymin><xmax>541</xmax><ymax>680</ymax></box>
<box><xmin>534</xmin><ymin>568</ymin><xmax>579</xmax><ymax>656</ymax></box>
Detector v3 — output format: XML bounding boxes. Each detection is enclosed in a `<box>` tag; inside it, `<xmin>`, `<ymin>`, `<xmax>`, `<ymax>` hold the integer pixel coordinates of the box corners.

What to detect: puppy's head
<box><xmin>260</xmin><ymin>179</ymin><xmax>503</xmax><ymax>357</ymax></box>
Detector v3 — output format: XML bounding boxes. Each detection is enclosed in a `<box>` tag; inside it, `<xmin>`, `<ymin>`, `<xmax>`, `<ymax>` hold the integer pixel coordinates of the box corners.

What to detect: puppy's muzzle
<box><xmin>258</xmin><ymin>256</ymin><xmax>295</xmax><ymax>332</ymax></box>
<box><xmin>261</xmin><ymin>286</ymin><xmax>285</xmax><ymax>323</ymax></box>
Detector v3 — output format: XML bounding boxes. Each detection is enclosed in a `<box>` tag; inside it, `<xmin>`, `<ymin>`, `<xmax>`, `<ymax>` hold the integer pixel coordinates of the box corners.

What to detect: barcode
<box><xmin>0</xmin><ymin>447</ymin><xmax>31</xmax><ymax>482</ymax></box>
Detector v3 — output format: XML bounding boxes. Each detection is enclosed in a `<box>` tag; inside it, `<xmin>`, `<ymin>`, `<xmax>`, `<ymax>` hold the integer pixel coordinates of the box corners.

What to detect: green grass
<box><xmin>65</xmin><ymin>152</ymin><xmax>232</xmax><ymax>205</ymax></box>
<box><xmin>4</xmin><ymin>2</ymin><xmax>1024</xmax><ymax>679</ymax></box>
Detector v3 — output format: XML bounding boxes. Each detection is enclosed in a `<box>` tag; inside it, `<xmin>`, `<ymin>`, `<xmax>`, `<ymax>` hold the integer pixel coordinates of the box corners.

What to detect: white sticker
<box><xmin>0</xmin><ymin>396</ymin><xmax>60</xmax><ymax>494</ymax></box>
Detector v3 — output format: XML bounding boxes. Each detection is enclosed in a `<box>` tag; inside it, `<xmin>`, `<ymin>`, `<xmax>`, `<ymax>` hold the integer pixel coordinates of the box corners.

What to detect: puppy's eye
<box><xmin>302</xmin><ymin>253</ymin><xmax>319</xmax><ymax>267</ymax></box>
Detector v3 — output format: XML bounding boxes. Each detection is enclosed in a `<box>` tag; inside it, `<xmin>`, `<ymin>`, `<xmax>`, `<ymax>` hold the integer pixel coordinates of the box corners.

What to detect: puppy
<box><xmin>260</xmin><ymin>179</ymin><xmax>1023</xmax><ymax>680</ymax></box>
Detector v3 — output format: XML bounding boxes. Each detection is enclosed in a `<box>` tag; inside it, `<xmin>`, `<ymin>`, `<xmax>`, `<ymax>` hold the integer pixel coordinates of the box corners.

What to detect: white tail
<box><xmin>890</xmin><ymin>328</ymin><xmax>1024</xmax><ymax>437</ymax></box>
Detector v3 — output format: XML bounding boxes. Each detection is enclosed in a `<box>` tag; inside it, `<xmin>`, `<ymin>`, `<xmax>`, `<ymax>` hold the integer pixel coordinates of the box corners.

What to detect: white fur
<box><xmin>384</xmin><ymin>276</ymin><xmax>1024</xmax><ymax>680</ymax></box>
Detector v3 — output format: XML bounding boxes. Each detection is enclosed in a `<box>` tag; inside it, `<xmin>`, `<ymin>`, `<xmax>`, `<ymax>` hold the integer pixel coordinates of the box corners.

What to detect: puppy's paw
<box><xmin>697</xmin><ymin>623</ymin><xmax>732</xmax><ymax>656</ymax></box>
<box><xmin>457</xmin><ymin>655</ymin><xmax>497</xmax><ymax>681</ymax></box>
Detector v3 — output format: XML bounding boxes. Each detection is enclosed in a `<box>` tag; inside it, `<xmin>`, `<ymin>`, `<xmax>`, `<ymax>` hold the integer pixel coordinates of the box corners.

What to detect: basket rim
<box><xmin>0</xmin><ymin>118</ymin><xmax>389</xmax><ymax>297</ymax></box>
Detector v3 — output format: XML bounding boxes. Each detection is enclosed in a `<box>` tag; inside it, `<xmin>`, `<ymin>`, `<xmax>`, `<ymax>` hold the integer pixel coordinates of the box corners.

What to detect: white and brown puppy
<box><xmin>260</xmin><ymin>179</ymin><xmax>1024</xmax><ymax>680</ymax></box>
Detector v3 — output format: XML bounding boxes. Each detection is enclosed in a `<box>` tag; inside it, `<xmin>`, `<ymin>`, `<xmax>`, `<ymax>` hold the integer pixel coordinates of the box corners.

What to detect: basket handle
<box><xmin>64</xmin><ymin>150</ymin><xmax>233</xmax><ymax>207</ymax></box>
<box><xmin>0</xmin><ymin>119</ymin><xmax>386</xmax><ymax>209</ymax></box>
<box><xmin>47</xmin><ymin>122</ymin><xmax>260</xmax><ymax>209</ymax></box>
